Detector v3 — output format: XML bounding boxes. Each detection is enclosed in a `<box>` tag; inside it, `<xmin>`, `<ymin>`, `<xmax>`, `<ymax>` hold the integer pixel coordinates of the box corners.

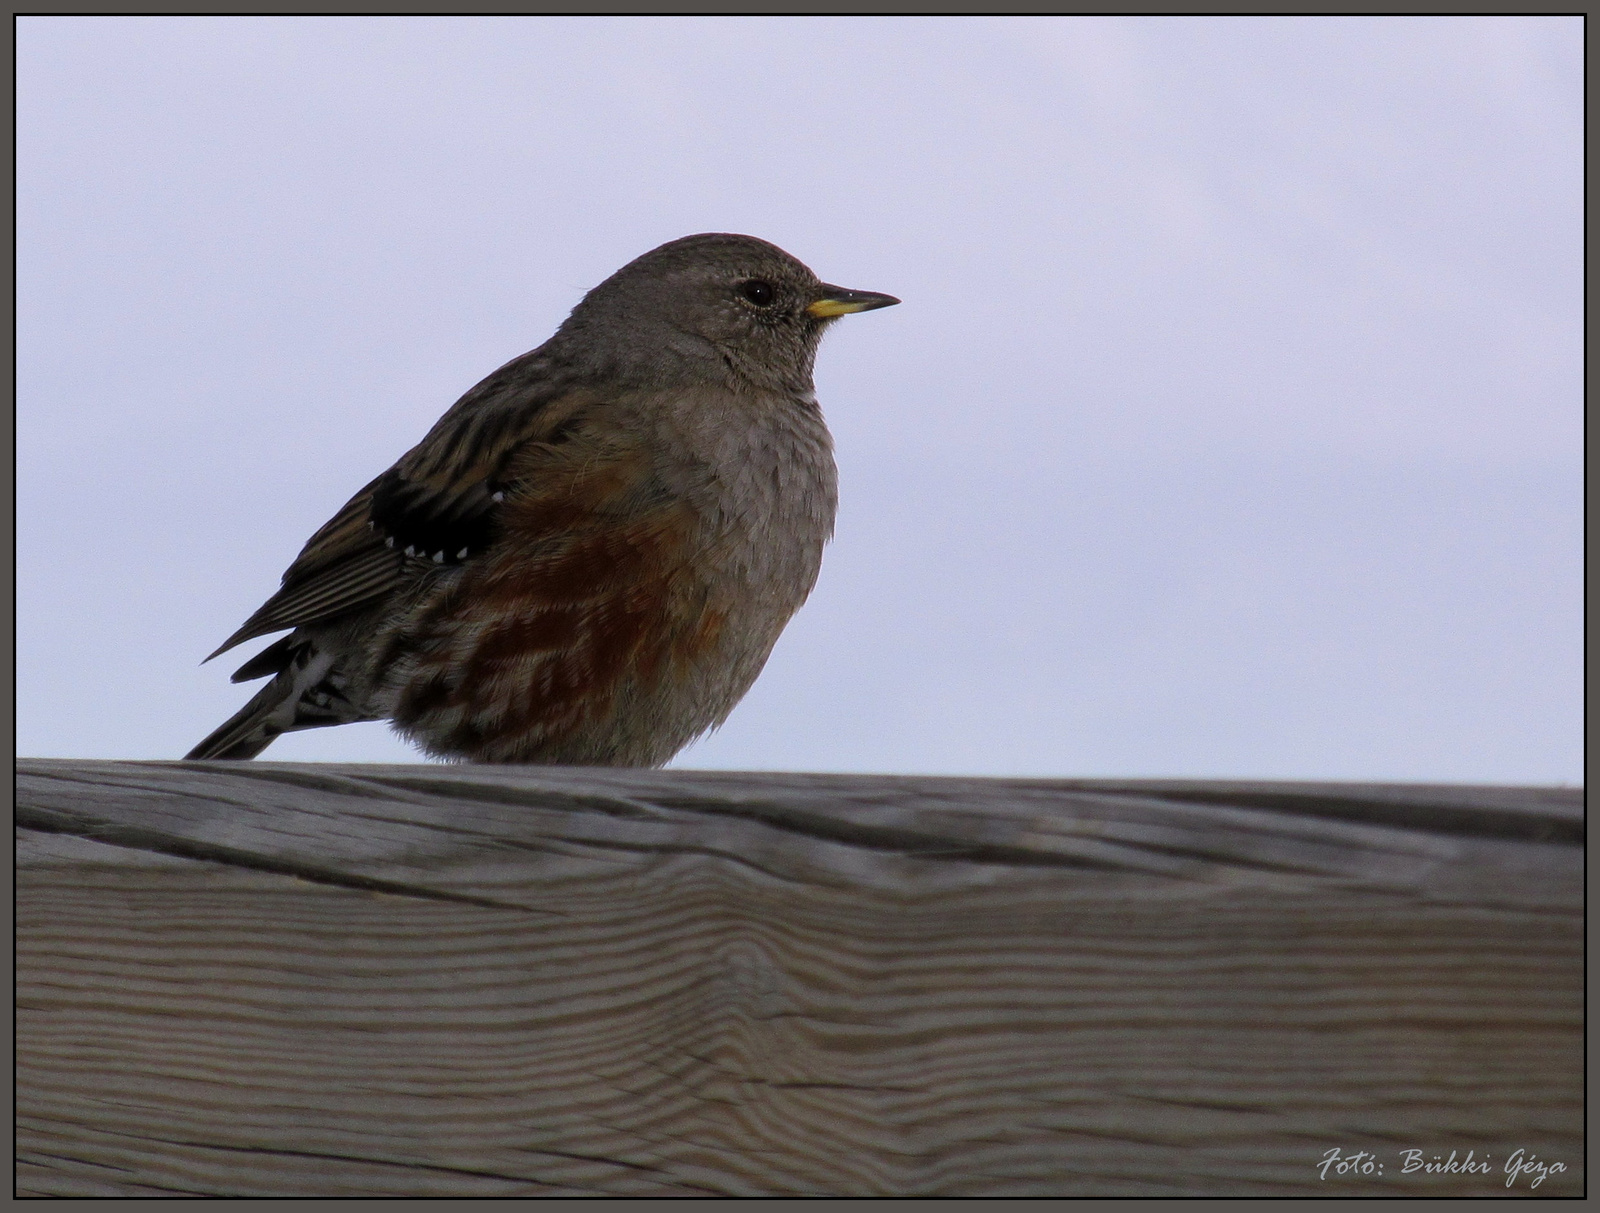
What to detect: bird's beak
<box><xmin>806</xmin><ymin>285</ymin><xmax>901</xmax><ymax>319</ymax></box>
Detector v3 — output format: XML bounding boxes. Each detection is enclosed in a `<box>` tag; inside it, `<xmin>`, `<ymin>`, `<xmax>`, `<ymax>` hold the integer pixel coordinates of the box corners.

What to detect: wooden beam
<box><xmin>16</xmin><ymin>760</ymin><xmax>1583</xmax><ymax>1197</ymax></box>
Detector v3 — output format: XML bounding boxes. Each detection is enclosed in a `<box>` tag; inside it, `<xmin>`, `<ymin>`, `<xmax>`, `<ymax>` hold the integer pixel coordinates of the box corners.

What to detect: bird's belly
<box><xmin>376</xmin><ymin>483</ymin><xmax>828</xmax><ymax>766</ymax></box>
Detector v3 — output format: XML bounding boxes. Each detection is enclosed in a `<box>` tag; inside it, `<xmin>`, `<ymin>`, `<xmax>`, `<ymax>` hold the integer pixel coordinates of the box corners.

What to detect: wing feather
<box><xmin>205</xmin><ymin>360</ymin><xmax>599</xmax><ymax>663</ymax></box>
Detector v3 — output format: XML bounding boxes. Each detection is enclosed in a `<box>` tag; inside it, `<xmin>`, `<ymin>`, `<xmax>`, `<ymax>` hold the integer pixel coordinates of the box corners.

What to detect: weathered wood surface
<box><xmin>15</xmin><ymin>760</ymin><xmax>1584</xmax><ymax>1198</ymax></box>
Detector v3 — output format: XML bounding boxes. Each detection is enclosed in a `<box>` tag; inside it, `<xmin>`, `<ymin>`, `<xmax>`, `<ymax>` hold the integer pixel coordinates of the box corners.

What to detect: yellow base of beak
<box><xmin>807</xmin><ymin>298</ymin><xmax>873</xmax><ymax>318</ymax></box>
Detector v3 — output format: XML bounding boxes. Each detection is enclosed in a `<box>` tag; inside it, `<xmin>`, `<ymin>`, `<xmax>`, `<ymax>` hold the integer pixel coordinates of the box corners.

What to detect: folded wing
<box><xmin>207</xmin><ymin>365</ymin><xmax>597</xmax><ymax>666</ymax></box>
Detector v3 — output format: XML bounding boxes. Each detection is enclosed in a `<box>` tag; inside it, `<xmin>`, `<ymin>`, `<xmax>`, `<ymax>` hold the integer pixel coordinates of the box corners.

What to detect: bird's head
<box><xmin>555</xmin><ymin>232</ymin><xmax>899</xmax><ymax>395</ymax></box>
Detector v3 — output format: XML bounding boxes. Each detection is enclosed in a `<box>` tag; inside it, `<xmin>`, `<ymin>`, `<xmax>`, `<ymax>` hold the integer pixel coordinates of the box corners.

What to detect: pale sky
<box><xmin>17</xmin><ymin>16</ymin><xmax>1582</xmax><ymax>782</ymax></box>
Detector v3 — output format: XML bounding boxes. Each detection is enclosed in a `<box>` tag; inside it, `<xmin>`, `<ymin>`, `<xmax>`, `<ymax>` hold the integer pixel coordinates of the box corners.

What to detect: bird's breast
<box><xmin>647</xmin><ymin>387</ymin><xmax>839</xmax><ymax>595</ymax></box>
<box><xmin>379</xmin><ymin>387</ymin><xmax>837</xmax><ymax>764</ymax></box>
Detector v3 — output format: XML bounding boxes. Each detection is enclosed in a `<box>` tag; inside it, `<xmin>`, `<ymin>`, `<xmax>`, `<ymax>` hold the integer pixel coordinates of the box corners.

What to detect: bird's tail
<box><xmin>186</xmin><ymin>637</ymin><xmax>360</xmax><ymax>760</ymax></box>
<box><xmin>185</xmin><ymin>678</ymin><xmax>299</xmax><ymax>760</ymax></box>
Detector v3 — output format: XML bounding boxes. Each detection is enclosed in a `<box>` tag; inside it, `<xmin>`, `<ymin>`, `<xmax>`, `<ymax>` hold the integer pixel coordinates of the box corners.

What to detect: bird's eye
<box><xmin>740</xmin><ymin>279</ymin><xmax>776</xmax><ymax>307</ymax></box>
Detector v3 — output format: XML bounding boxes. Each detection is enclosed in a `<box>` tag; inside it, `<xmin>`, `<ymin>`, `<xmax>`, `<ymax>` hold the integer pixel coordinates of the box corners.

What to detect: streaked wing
<box><xmin>206</xmin><ymin>367</ymin><xmax>597</xmax><ymax>663</ymax></box>
<box><xmin>375</xmin><ymin>380</ymin><xmax>595</xmax><ymax>559</ymax></box>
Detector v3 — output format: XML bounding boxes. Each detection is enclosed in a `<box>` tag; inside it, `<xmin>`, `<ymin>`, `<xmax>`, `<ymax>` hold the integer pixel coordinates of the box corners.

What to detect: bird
<box><xmin>186</xmin><ymin>233</ymin><xmax>898</xmax><ymax>765</ymax></box>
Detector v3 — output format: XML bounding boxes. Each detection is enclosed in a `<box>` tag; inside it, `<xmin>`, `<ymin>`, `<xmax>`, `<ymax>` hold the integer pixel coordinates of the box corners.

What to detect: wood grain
<box><xmin>15</xmin><ymin>761</ymin><xmax>1584</xmax><ymax>1197</ymax></box>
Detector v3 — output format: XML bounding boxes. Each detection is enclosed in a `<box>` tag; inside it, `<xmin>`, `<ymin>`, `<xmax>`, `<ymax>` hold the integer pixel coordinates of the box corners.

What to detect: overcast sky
<box><xmin>17</xmin><ymin>16</ymin><xmax>1581</xmax><ymax>783</ymax></box>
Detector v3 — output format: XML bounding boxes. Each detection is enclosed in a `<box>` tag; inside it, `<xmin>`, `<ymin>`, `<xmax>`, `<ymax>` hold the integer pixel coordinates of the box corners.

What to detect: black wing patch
<box><xmin>368</xmin><ymin>468</ymin><xmax>505</xmax><ymax>565</ymax></box>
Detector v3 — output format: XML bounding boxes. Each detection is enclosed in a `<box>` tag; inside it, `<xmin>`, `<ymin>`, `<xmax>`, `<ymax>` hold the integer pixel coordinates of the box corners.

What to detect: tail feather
<box><xmin>185</xmin><ymin>677</ymin><xmax>301</xmax><ymax>760</ymax></box>
<box><xmin>229</xmin><ymin>633</ymin><xmax>298</xmax><ymax>683</ymax></box>
<box><xmin>186</xmin><ymin>639</ymin><xmax>365</xmax><ymax>760</ymax></box>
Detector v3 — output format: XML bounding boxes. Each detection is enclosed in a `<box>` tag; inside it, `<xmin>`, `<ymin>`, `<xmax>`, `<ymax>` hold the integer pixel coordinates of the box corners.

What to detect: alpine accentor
<box><xmin>187</xmin><ymin>233</ymin><xmax>898</xmax><ymax>764</ymax></box>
